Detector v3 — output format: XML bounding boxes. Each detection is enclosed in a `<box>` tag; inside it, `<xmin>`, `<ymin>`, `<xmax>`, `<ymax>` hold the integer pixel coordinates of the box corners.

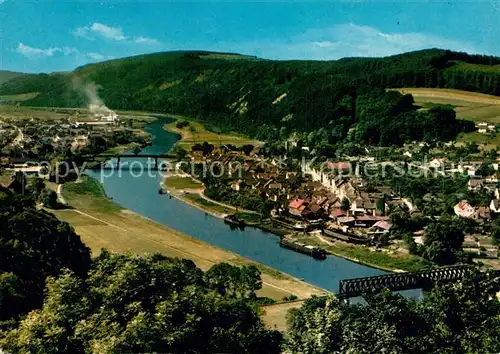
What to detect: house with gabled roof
<box><xmin>454</xmin><ymin>200</ymin><xmax>491</xmax><ymax>221</ymax></box>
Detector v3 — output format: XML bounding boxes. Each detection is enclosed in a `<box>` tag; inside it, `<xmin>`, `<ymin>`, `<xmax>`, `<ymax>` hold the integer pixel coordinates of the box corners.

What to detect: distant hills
<box><xmin>0</xmin><ymin>49</ymin><xmax>498</xmax><ymax>145</ymax></box>
<box><xmin>0</xmin><ymin>71</ymin><xmax>25</xmax><ymax>85</ymax></box>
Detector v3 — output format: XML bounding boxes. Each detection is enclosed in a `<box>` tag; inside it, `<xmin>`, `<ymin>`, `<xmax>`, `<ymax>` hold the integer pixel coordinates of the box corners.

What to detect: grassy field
<box><xmin>165</xmin><ymin>176</ymin><xmax>203</xmax><ymax>190</ymax></box>
<box><xmin>56</xmin><ymin>177</ymin><xmax>326</xmax><ymax>301</ymax></box>
<box><xmin>183</xmin><ymin>192</ymin><xmax>236</xmax><ymax>214</ymax></box>
<box><xmin>395</xmin><ymin>88</ymin><xmax>500</xmax><ymax>124</ymax></box>
<box><xmin>104</xmin><ymin>142</ymin><xmax>141</xmax><ymax>155</ymax></box>
<box><xmin>163</xmin><ymin>115</ymin><xmax>261</xmax><ymax>150</ymax></box>
<box><xmin>293</xmin><ymin>234</ymin><xmax>430</xmax><ymax>273</ymax></box>
<box><xmin>0</xmin><ymin>92</ymin><xmax>40</xmax><ymax>102</ymax></box>
<box><xmin>394</xmin><ymin>88</ymin><xmax>500</xmax><ymax>150</ymax></box>
<box><xmin>0</xmin><ymin>105</ymin><xmax>70</xmax><ymax>120</ymax></box>
<box><xmin>63</xmin><ymin>177</ymin><xmax>123</xmax><ymax>214</ymax></box>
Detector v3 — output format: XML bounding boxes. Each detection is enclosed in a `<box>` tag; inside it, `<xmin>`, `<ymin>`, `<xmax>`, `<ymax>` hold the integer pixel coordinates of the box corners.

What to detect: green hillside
<box><xmin>0</xmin><ymin>70</ymin><xmax>25</xmax><ymax>85</ymax></box>
<box><xmin>1</xmin><ymin>49</ymin><xmax>499</xmax><ymax>148</ymax></box>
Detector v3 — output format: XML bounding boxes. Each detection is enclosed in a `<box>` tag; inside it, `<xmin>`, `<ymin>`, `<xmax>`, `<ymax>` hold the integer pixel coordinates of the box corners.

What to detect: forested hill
<box><xmin>0</xmin><ymin>71</ymin><xmax>25</xmax><ymax>85</ymax></box>
<box><xmin>1</xmin><ymin>49</ymin><xmax>499</xmax><ymax>146</ymax></box>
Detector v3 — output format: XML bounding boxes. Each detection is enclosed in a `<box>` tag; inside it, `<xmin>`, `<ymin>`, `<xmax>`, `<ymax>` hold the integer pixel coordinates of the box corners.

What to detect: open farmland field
<box><xmin>164</xmin><ymin>115</ymin><xmax>262</xmax><ymax>150</ymax></box>
<box><xmin>394</xmin><ymin>88</ymin><xmax>500</xmax><ymax>124</ymax></box>
<box><xmin>0</xmin><ymin>105</ymin><xmax>70</xmax><ymax>121</ymax></box>
<box><xmin>393</xmin><ymin>88</ymin><xmax>500</xmax><ymax>150</ymax></box>
<box><xmin>0</xmin><ymin>92</ymin><xmax>40</xmax><ymax>102</ymax></box>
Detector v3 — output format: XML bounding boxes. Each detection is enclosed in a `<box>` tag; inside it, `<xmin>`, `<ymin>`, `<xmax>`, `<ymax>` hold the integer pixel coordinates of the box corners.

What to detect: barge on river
<box><xmin>224</xmin><ymin>214</ymin><xmax>246</xmax><ymax>229</ymax></box>
<box><xmin>279</xmin><ymin>238</ymin><xmax>327</xmax><ymax>260</ymax></box>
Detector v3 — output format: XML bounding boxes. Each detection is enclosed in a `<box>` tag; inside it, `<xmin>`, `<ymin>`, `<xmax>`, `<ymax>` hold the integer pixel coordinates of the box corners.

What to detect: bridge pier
<box><xmin>154</xmin><ymin>157</ymin><xmax>158</xmax><ymax>170</ymax></box>
<box><xmin>117</xmin><ymin>157</ymin><xmax>121</xmax><ymax>170</ymax></box>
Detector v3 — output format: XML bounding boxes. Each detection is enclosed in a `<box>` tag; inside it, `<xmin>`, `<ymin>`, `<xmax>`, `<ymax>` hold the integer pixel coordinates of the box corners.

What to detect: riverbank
<box><xmin>293</xmin><ymin>232</ymin><xmax>430</xmax><ymax>273</ymax></box>
<box><xmin>54</xmin><ymin>177</ymin><xmax>327</xmax><ymax>301</ymax></box>
<box><xmin>160</xmin><ymin>118</ymin><xmax>429</xmax><ymax>273</ymax></box>
<box><xmin>164</xmin><ymin>175</ymin><xmax>262</xmax><ymax>224</ymax></box>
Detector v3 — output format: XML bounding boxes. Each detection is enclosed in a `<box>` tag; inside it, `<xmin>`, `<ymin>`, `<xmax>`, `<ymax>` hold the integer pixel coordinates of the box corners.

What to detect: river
<box><xmin>87</xmin><ymin>118</ymin><xmax>418</xmax><ymax>295</ymax></box>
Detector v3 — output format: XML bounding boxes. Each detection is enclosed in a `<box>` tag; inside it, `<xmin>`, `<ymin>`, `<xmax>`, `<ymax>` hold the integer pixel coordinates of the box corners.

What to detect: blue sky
<box><xmin>1</xmin><ymin>0</ymin><xmax>499</xmax><ymax>73</ymax></box>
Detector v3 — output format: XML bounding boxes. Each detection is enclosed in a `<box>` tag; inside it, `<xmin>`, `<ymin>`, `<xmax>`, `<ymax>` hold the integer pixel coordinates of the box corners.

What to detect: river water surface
<box><xmin>88</xmin><ymin>118</ymin><xmax>414</xmax><ymax>294</ymax></box>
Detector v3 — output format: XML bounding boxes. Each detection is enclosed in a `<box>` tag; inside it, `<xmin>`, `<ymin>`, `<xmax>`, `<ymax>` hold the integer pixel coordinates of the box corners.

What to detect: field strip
<box><xmin>394</xmin><ymin>88</ymin><xmax>500</xmax><ymax>105</ymax></box>
<box><xmin>57</xmin><ymin>208</ymin><xmax>309</xmax><ymax>297</ymax></box>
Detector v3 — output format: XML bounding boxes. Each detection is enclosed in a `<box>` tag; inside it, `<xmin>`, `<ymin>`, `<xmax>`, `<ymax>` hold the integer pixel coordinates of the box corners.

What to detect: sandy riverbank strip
<box><xmin>54</xmin><ymin>181</ymin><xmax>328</xmax><ymax>301</ymax></box>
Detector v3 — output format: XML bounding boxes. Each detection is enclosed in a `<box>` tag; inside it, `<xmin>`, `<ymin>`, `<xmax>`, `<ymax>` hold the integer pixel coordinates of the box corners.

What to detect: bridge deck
<box><xmin>338</xmin><ymin>265</ymin><xmax>474</xmax><ymax>299</ymax></box>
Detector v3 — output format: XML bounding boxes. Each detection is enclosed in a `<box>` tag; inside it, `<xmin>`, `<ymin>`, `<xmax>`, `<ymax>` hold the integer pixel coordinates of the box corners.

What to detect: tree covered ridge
<box><xmin>0</xmin><ymin>49</ymin><xmax>496</xmax><ymax>146</ymax></box>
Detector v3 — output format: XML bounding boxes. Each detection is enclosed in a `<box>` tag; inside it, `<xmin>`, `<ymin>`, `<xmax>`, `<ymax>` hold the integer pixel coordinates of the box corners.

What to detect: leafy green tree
<box><xmin>29</xmin><ymin>177</ymin><xmax>45</xmax><ymax>197</ymax></box>
<box><xmin>286</xmin><ymin>296</ymin><xmax>342</xmax><ymax>353</ymax></box>
<box><xmin>204</xmin><ymin>263</ymin><xmax>262</xmax><ymax>299</ymax></box>
<box><xmin>1</xmin><ymin>252</ymin><xmax>281</xmax><ymax>353</ymax></box>
<box><xmin>40</xmin><ymin>189</ymin><xmax>58</xmax><ymax>208</ymax></box>
<box><xmin>171</xmin><ymin>145</ymin><xmax>188</xmax><ymax>159</ymax></box>
<box><xmin>0</xmin><ymin>195</ymin><xmax>91</xmax><ymax>319</ymax></box>
<box><xmin>341</xmin><ymin>197</ymin><xmax>350</xmax><ymax>212</ymax></box>
<box><xmin>286</xmin><ymin>271</ymin><xmax>500</xmax><ymax>354</ymax></box>
<box><xmin>422</xmin><ymin>217</ymin><xmax>464</xmax><ymax>265</ymax></box>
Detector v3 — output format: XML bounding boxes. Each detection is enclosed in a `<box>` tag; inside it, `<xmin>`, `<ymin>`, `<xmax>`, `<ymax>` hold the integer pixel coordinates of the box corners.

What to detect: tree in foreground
<box><xmin>0</xmin><ymin>193</ymin><xmax>91</xmax><ymax>321</ymax></box>
<box><xmin>286</xmin><ymin>270</ymin><xmax>500</xmax><ymax>354</ymax></box>
<box><xmin>1</xmin><ymin>253</ymin><xmax>281</xmax><ymax>353</ymax></box>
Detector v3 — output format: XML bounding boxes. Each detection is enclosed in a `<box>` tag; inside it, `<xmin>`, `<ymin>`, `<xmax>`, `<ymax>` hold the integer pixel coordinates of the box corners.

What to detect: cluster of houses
<box><xmin>0</xmin><ymin>114</ymin><xmax>141</xmax><ymax>161</ymax></box>
<box><xmin>454</xmin><ymin>187</ymin><xmax>500</xmax><ymax>222</ymax></box>
<box><xmin>192</xmin><ymin>147</ymin><xmax>396</xmax><ymax>240</ymax></box>
<box><xmin>191</xmin><ymin>145</ymin><xmax>500</xmax><ymax>245</ymax></box>
<box><xmin>476</xmin><ymin>122</ymin><xmax>497</xmax><ymax>134</ymax></box>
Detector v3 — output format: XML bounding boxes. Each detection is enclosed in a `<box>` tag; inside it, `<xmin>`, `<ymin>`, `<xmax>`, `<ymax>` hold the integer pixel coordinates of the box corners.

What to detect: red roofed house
<box><xmin>454</xmin><ymin>200</ymin><xmax>475</xmax><ymax>218</ymax></box>
<box><xmin>369</xmin><ymin>220</ymin><xmax>393</xmax><ymax>234</ymax></box>
<box><xmin>454</xmin><ymin>200</ymin><xmax>491</xmax><ymax>221</ymax></box>
<box><xmin>289</xmin><ymin>198</ymin><xmax>305</xmax><ymax>217</ymax></box>
<box><xmin>324</xmin><ymin>161</ymin><xmax>352</xmax><ymax>171</ymax></box>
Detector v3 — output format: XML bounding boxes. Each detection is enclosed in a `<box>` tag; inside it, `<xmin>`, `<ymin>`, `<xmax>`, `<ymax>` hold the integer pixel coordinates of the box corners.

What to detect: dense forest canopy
<box><xmin>0</xmin><ymin>49</ymin><xmax>497</xmax><ymax>146</ymax></box>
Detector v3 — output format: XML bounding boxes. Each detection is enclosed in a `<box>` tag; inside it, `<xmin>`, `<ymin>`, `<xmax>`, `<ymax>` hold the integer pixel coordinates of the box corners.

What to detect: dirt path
<box><xmin>56</xmin><ymin>184</ymin><xmax>67</xmax><ymax>205</ymax></box>
<box><xmin>261</xmin><ymin>300</ymin><xmax>307</xmax><ymax>331</ymax></box>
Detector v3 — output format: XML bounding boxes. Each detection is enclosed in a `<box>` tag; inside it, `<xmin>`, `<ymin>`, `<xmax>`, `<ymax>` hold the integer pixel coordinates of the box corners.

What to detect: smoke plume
<box><xmin>73</xmin><ymin>77</ymin><xmax>115</xmax><ymax>115</ymax></box>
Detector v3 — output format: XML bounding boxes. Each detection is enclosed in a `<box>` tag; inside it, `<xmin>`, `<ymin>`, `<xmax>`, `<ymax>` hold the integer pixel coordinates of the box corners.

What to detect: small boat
<box><xmin>158</xmin><ymin>188</ymin><xmax>164</xmax><ymax>195</ymax></box>
<box><xmin>224</xmin><ymin>214</ymin><xmax>246</xmax><ymax>229</ymax></box>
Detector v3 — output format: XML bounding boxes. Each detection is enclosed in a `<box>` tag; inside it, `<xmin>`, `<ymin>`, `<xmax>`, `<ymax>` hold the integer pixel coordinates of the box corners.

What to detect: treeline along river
<box><xmin>87</xmin><ymin>118</ymin><xmax>419</xmax><ymax>295</ymax></box>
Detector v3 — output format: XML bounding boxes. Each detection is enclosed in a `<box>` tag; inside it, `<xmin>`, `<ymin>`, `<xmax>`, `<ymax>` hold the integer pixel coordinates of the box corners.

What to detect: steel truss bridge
<box><xmin>338</xmin><ymin>265</ymin><xmax>499</xmax><ymax>299</ymax></box>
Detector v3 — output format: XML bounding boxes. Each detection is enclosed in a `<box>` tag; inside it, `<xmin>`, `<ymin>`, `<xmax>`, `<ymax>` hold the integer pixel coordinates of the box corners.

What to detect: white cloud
<box><xmin>85</xmin><ymin>52</ymin><xmax>114</xmax><ymax>61</ymax></box>
<box><xmin>90</xmin><ymin>23</ymin><xmax>127</xmax><ymax>41</ymax></box>
<box><xmin>134</xmin><ymin>36</ymin><xmax>160</xmax><ymax>45</ymax></box>
<box><xmin>74</xmin><ymin>23</ymin><xmax>126</xmax><ymax>41</ymax></box>
<box><xmin>73</xmin><ymin>22</ymin><xmax>160</xmax><ymax>46</ymax></box>
<box><xmin>312</xmin><ymin>41</ymin><xmax>339</xmax><ymax>49</ymax></box>
<box><xmin>72</xmin><ymin>26</ymin><xmax>94</xmax><ymax>40</ymax></box>
<box><xmin>16</xmin><ymin>43</ymin><xmax>111</xmax><ymax>64</ymax></box>
<box><xmin>16</xmin><ymin>43</ymin><xmax>77</xmax><ymax>58</ymax></box>
<box><xmin>220</xmin><ymin>23</ymin><xmax>481</xmax><ymax>60</ymax></box>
